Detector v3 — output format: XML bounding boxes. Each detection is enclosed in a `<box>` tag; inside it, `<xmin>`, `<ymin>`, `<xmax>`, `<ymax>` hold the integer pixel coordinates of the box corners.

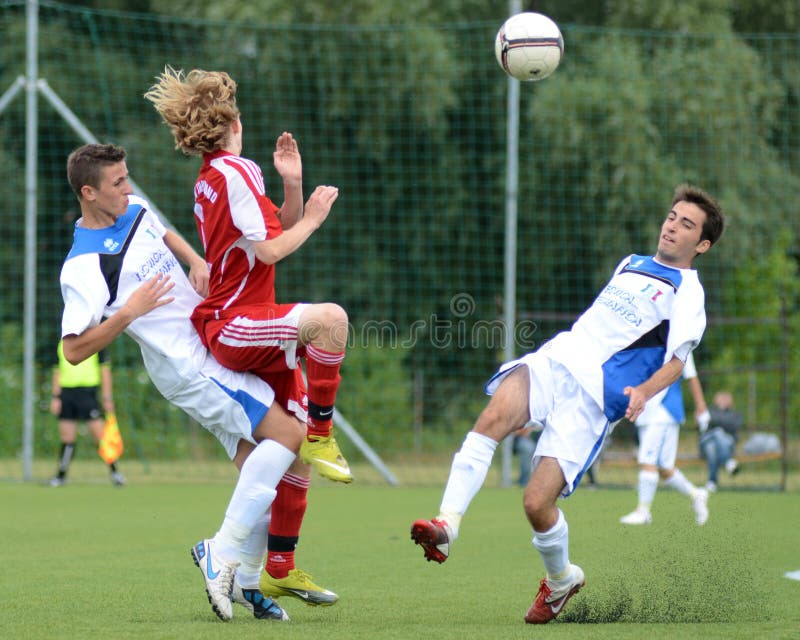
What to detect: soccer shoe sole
<box><xmin>410</xmin><ymin>520</ymin><xmax>449</xmax><ymax>563</ymax></box>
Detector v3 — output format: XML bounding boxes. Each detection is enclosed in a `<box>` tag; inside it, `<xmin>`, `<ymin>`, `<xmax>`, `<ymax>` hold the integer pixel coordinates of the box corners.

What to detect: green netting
<box><xmin>0</xmin><ymin>1</ymin><xmax>797</xmax><ymax>485</ymax></box>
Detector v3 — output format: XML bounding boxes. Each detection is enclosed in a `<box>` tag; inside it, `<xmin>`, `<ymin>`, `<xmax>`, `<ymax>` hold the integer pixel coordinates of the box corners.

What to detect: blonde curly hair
<box><xmin>144</xmin><ymin>66</ymin><xmax>240</xmax><ymax>156</ymax></box>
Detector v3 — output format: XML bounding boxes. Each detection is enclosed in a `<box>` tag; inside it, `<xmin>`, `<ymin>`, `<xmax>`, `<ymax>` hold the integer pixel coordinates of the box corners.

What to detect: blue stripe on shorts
<box><xmin>572</xmin><ymin>419</ymin><xmax>609</xmax><ymax>493</ymax></box>
<box><xmin>209</xmin><ymin>377</ymin><xmax>269</xmax><ymax>434</ymax></box>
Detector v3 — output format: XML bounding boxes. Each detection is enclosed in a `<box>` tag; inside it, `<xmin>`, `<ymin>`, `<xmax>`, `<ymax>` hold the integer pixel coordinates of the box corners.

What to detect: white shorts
<box><xmin>636</xmin><ymin>420</ymin><xmax>679</xmax><ymax>468</ymax></box>
<box><xmin>486</xmin><ymin>351</ymin><xmax>611</xmax><ymax>497</ymax></box>
<box><xmin>162</xmin><ymin>352</ymin><xmax>277</xmax><ymax>460</ymax></box>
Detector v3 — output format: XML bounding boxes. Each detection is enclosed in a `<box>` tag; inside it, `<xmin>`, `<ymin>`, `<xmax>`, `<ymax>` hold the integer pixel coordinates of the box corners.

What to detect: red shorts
<box><xmin>192</xmin><ymin>303</ymin><xmax>309</xmax><ymax>419</ymax></box>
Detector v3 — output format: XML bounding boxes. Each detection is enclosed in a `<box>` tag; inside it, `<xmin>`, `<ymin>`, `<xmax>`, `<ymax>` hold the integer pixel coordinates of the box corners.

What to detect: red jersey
<box><xmin>191</xmin><ymin>150</ymin><xmax>283</xmax><ymax>321</ymax></box>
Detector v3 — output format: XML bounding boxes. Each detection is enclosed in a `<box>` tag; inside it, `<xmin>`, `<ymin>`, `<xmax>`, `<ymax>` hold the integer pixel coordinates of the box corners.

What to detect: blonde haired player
<box><xmin>146</xmin><ymin>67</ymin><xmax>350</xmax><ymax>602</ymax></box>
<box><xmin>144</xmin><ymin>68</ymin><xmax>351</xmax><ymax>486</ymax></box>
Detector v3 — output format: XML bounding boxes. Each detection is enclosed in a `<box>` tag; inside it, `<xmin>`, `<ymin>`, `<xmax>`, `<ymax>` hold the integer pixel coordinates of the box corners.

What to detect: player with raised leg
<box><xmin>145</xmin><ymin>67</ymin><xmax>352</xmax><ymax>485</ymax></box>
<box><xmin>411</xmin><ymin>185</ymin><xmax>725</xmax><ymax>623</ymax></box>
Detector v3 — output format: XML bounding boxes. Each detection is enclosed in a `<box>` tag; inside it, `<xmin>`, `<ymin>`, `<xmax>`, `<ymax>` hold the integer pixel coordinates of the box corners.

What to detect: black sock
<box><xmin>57</xmin><ymin>442</ymin><xmax>75</xmax><ymax>478</ymax></box>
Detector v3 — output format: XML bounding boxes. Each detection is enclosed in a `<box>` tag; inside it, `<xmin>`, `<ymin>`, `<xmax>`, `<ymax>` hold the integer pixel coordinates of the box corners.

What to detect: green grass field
<box><xmin>1</xmin><ymin>462</ymin><xmax>797</xmax><ymax>640</ymax></box>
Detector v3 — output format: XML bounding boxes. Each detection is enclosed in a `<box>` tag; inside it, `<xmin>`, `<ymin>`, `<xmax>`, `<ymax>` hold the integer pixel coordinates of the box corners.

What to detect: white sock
<box><xmin>663</xmin><ymin>468</ymin><xmax>695</xmax><ymax>496</ymax></box>
<box><xmin>638</xmin><ymin>469</ymin><xmax>659</xmax><ymax>508</ymax></box>
<box><xmin>438</xmin><ymin>431</ymin><xmax>498</xmax><ymax>538</ymax></box>
<box><xmin>235</xmin><ymin>510</ymin><xmax>272</xmax><ymax>588</ymax></box>
<box><xmin>532</xmin><ymin>509</ymin><xmax>570</xmax><ymax>581</ymax></box>
<box><xmin>214</xmin><ymin>440</ymin><xmax>295</xmax><ymax>561</ymax></box>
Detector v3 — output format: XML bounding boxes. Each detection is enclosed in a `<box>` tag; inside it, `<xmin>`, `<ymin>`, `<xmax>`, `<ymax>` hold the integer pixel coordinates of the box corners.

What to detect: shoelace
<box><xmin>289</xmin><ymin>569</ymin><xmax>313</xmax><ymax>586</ymax></box>
<box><xmin>544</xmin><ymin>577</ymin><xmax>577</xmax><ymax>601</ymax></box>
<box><xmin>218</xmin><ymin>563</ymin><xmax>237</xmax><ymax>597</ymax></box>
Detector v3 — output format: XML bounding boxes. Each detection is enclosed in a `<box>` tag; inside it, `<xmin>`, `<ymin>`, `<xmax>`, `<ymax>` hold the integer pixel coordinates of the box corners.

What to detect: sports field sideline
<box><xmin>1</xmin><ymin>460</ymin><xmax>797</xmax><ymax>640</ymax></box>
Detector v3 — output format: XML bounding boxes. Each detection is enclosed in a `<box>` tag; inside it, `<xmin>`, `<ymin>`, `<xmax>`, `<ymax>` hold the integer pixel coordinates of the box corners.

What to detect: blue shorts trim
<box><xmin>571</xmin><ymin>420</ymin><xmax>609</xmax><ymax>494</ymax></box>
<box><xmin>209</xmin><ymin>377</ymin><xmax>269</xmax><ymax>434</ymax></box>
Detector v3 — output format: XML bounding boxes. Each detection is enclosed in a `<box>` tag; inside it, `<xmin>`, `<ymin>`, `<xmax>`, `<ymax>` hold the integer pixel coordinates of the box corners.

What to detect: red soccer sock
<box><xmin>266</xmin><ymin>473</ymin><xmax>309</xmax><ymax>579</ymax></box>
<box><xmin>305</xmin><ymin>344</ymin><xmax>344</xmax><ymax>439</ymax></box>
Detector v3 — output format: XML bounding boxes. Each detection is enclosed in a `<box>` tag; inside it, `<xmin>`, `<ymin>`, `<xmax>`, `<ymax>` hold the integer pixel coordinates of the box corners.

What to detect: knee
<box><xmin>523</xmin><ymin>490</ymin><xmax>551</xmax><ymax>528</ymax></box>
<box><xmin>302</xmin><ymin>303</ymin><xmax>349</xmax><ymax>349</ymax></box>
<box><xmin>316</xmin><ymin>302</ymin><xmax>348</xmax><ymax>328</ymax></box>
<box><xmin>254</xmin><ymin>411</ymin><xmax>305</xmax><ymax>453</ymax></box>
<box><xmin>286</xmin><ymin>422</ymin><xmax>305</xmax><ymax>451</ymax></box>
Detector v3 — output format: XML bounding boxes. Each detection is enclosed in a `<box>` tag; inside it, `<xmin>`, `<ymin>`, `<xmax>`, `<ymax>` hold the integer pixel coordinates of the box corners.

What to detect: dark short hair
<box><xmin>66</xmin><ymin>144</ymin><xmax>127</xmax><ymax>198</ymax></box>
<box><xmin>672</xmin><ymin>184</ymin><xmax>725</xmax><ymax>246</ymax></box>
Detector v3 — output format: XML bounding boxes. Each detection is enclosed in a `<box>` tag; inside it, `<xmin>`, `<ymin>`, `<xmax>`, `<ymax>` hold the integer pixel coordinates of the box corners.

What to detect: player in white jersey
<box><xmin>619</xmin><ymin>351</ymin><xmax>711</xmax><ymax>526</ymax></box>
<box><xmin>60</xmin><ymin>144</ymin><xmax>333</xmax><ymax>622</ymax></box>
<box><xmin>411</xmin><ymin>184</ymin><xmax>725</xmax><ymax>624</ymax></box>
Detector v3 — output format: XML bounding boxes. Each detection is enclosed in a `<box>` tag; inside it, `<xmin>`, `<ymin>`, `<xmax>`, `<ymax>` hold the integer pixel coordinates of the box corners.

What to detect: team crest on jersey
<box><xmin>103</xmin><ymin>238</ymin><xmax>120</xmax><ymax>252</ymax></box>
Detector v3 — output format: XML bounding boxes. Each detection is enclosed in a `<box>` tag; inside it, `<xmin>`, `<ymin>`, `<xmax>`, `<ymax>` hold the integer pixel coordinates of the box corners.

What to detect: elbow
<box><xmin>62</xmin><ymin>340</ymin><xmax>86</xmax><ymax>366</ymax></box>
<box><xmin>254</xmin><ymin>248</ymin><xmax>280</xmax><ymax>266</ymax></box>
<box><xmin>64</xmin><ymin>351</ymin><xmax>85</xmax><ymax>367</ymax></box>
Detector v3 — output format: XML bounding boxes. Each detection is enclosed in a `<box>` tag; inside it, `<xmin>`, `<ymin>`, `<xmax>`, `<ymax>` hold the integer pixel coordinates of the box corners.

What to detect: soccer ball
<box><xmin>494</xmin><ymin>12</ymin><xmax>564</xmax><ymax>82</ymax></box>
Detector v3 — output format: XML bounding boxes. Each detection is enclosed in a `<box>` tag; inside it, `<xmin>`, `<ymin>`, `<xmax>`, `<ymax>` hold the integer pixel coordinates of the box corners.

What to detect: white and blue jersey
<box><xmin>60</xmin><ymin>196</ymin><xmax>277</xmax><ymax>456</ymax></box>
<box><xmin>61</xmin><ymin>195</ymin><xmax>207</xmax><ymax>397</ymax></box>
<box><xmin>537</xmin><ymin>254</ymin><xmax>706</xmax><ymax>421</ymax></box>
<box><xmin>636</xmin><ymin>351</ymin><xmax>698</xmax><ymax>426</ymax></box>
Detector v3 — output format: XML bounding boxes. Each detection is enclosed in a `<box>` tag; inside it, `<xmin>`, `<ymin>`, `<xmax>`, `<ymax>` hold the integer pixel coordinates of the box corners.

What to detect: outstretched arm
<box><xmin>253</xmin><ymin>185</ymin><xmax>339</xmax><ymax>265</ymax></box>
<box><xmin>62</xmin><ymin>274</ymin><xmax>176</xmax><ymax>365</ymax></box>
<box><xmin>623</xmin><ymin>355</ymin><xmax>685</xmax><ymax>422</ymax></box>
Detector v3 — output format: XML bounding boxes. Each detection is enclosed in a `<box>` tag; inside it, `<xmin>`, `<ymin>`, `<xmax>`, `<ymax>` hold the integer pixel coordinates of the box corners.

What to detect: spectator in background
<box><xmin>49</xmin><ymin>338</ymin><xmax>124</xmax><ymax>487</ymax></box>
<box><xmin>515</xmin><ymin>423</ymin><xmax>598</xmax><ymax>489</ymax></box>
<box><xmin>699</xmin><ymin>390</ymin><xmax>743</xmax><ymax>492</ymax></box>
<box><xmin>619</xmin><ymin>351</ymin><xmax>709</xmax><ymax>526</ymax></box>
<box><xmin>513</xmin><ymin>422</ymin><xmax>539</xmax><ymax>487</ymax></box>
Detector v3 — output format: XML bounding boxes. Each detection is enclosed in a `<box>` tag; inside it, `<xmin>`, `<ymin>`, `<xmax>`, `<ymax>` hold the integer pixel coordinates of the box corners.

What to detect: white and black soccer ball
<box><xmin>494</xmin><ymin>12</ymin><xmax>564</xmax><ymax>82</ymax></box>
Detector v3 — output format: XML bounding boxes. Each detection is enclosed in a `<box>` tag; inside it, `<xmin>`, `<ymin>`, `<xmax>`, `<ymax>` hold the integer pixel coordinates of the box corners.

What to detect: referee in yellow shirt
<box><xmin>49</xmin><ymin>339</ymin><xmax>125</xmax><ymax>486</ymax></box>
